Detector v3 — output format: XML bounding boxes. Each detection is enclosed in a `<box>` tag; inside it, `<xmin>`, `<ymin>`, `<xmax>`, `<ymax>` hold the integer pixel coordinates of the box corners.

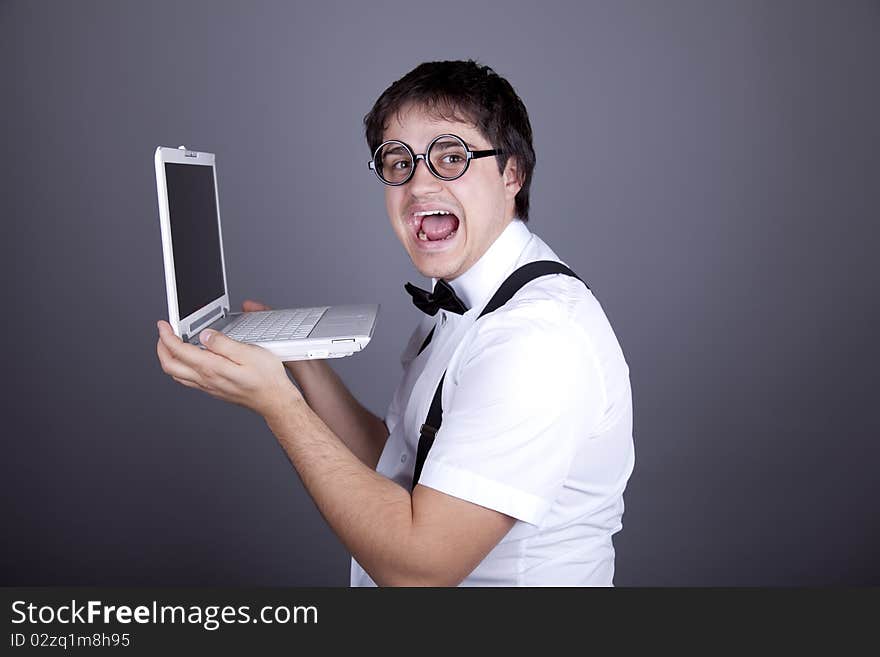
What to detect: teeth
<box><xmin>414</xmin><ymin>210</ymin><xmax>451</xmax><ymax>216</ymax></box>
<box><xmin>416</xmin><ymin>229</ymin><xmax>457</xmax><ymax>243</ymax></box>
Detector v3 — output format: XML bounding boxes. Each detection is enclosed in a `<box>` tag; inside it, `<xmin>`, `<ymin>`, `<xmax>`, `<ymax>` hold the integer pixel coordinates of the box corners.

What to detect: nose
<box><xmin>408</xmin><ymin>155</ymin><xmax>443</xmax><ymax>194</ymax></box>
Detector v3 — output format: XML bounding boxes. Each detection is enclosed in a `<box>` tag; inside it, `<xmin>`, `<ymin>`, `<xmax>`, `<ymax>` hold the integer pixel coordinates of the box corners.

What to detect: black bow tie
<box><xmin>404</xmin><ymin>279</ymin><xmax>469</xmax><ymax>316</ymax></box>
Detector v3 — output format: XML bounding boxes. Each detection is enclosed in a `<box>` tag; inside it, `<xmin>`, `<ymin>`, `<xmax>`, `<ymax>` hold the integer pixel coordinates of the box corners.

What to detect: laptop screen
<box><xmin>165</xmin><ymin>162</ymin><xmax>225</xmax><ymax>320</ymax></box>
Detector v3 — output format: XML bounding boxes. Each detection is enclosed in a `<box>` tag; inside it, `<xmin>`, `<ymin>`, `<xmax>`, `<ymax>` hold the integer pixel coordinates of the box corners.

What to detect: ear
<box><xmin>502</xmin><ymin>155</ymin><xmax>523</xmax><ymax>202</ymax></box>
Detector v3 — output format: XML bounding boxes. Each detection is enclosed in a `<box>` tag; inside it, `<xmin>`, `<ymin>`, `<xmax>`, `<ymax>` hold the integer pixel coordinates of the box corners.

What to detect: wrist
<box><xmin>262</xmin><ymin>383</ymin><xmax>308</xmax><ymax>428</ymax></box>
<box><xmin>284</xmin><ymin>358</ymin><xmax>313</xmax><ymax>382</ymax></box>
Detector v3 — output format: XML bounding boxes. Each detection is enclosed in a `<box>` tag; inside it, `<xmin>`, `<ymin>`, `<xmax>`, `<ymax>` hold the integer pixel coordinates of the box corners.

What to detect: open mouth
<box><xmin>414</xmin><ymin>209</ymin><xmax>460</xmax><ymax>242</ymax></box>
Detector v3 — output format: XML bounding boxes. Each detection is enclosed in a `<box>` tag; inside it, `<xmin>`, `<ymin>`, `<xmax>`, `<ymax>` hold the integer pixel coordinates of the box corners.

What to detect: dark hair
<box><xmin>364</xmin><ymin>60</ymin><xmax>536</xmax><ymax>222</ymax></box>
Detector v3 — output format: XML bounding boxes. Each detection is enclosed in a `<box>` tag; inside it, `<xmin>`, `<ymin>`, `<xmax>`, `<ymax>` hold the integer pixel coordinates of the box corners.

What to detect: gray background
<box><xmin>2</xmin><ymin>0</ymin><xmax>877</xmax><ymax>586</ymax></box>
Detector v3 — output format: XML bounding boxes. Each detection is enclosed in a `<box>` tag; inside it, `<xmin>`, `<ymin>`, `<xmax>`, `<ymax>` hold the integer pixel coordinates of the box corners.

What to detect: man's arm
<box><xmin>243</xmin><ymin>300</ymin><xmax>388</xmax><ymax>469</ymax></box>
<box><xmin>265</xmin><ymin>394</ymin><xmax>516</xmax><ymax>587</ymax></box>
<box><xmin>157</xmin><ymin>320</ymin><xmax>516</xmax><ymax>586</ymax></box>
<box><xmin>156</xmin><ymin>321</ymin><xmax>515</xmax><ymax>586</ymax></box>
<box><xmin>284</xmin><ymin>359</ymin><xmax>388</xmax><ymax>469</ymax></box>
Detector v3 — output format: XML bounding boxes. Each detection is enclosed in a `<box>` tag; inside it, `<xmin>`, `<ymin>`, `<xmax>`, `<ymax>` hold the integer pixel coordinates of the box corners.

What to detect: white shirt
<box><xmin>351</xmin><ymin>219</ymin><xmax>635</xmax><ymax>586</ymax></box>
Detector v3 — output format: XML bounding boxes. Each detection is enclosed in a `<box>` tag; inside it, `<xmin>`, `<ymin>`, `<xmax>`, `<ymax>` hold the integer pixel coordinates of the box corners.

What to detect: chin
<box><xmin>411</xmin><ymin>253</ymin><xmax>461</xmax><ymax>280</ymax></box>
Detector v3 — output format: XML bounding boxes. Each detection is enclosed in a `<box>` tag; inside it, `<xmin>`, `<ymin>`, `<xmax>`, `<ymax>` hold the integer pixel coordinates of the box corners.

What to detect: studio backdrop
<box><xmin>2</xmin><ymin>0</ymin><xmax>877</xmax><ymax>586</ymax></box>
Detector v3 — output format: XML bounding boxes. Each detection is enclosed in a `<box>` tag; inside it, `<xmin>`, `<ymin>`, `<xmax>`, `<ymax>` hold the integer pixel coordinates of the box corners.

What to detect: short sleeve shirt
<box><xmin>351</xmin><ymin>219</ymin><xmax>635</xmax><ymax>586</ymax></box>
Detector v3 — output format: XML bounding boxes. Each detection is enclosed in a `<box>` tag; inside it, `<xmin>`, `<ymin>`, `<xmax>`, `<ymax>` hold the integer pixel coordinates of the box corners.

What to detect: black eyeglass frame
<box><xmin>368</xmin><ymin>133</ymin><xmax>503</xmax><ymax>186</ymax></box>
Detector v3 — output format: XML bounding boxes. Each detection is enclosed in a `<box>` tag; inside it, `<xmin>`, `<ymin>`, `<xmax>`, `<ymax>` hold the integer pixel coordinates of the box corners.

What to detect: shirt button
<box><xmin>400</xmin><ymin>454</ymin><xmax>408</xmax><ymax>463</ymax></box>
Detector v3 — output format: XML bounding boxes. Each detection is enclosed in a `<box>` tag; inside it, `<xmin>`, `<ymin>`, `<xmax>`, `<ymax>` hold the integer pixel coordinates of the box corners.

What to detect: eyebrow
<box><xmin>382</xmin><ymin>138</ymin><xmax>480</xmax><ymax>152</ymax></box>
<box><xmin>432</xmin><ymin>139</ymin><xmax>469</xmax><ymax>151</ymax></box>
<box><xmin>381</xmin><ymin>145</ymin><xmax>407</xmax><ymax>157</ymax></box>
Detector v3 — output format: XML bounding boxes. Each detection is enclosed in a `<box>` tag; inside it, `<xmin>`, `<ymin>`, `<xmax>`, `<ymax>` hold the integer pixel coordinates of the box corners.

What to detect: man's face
<box><xmin>381</xmin><ymin>104</ymin><xmax>521</xmax><ymax>281</ymax></box>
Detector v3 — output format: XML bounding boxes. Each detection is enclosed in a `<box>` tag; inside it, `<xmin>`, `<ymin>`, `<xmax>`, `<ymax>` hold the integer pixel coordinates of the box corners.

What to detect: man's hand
<box><xmin>242</xmin><ymin>299</ymin><xmax>271</xmax><ymax>313</ymax></box>
<box><xmin>241</xmin><ymin>299</ymin><xmax>293</xmax><ymax>373</ymax></box>
<box><xmin>156</xmin><ymin>319</ymin><xmax>300</xmax><ymax>418</ymax></box>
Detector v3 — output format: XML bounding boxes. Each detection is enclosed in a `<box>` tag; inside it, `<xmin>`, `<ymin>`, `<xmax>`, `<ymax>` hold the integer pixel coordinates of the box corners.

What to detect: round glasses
<box><xmin>368</xmin><ymin>134</ymin><xmax>503</xmax><ymax>186</ymax></box>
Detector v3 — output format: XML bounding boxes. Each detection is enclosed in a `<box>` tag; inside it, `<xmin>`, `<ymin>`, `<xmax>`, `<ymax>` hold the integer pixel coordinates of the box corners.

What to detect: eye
<box><xmin>442</xmin><ymin>153</ymin><xmax>464</xmax><ymax>164</ymax></box>
<box><xmin>390</xmin><ymin>159</ymin><xmax>410</xmax><ymax>170</ymax></box>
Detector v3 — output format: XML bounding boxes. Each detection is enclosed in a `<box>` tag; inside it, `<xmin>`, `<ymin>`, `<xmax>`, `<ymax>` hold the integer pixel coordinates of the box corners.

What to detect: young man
<box><xmin>156</xmin><ymin>60</ymin><xmax>634</xmax><ymax>586</ymax></box>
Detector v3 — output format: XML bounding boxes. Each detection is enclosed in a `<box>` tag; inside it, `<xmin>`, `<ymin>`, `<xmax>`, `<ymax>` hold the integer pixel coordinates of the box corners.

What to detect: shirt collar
<box><xmin>433</xmin><ymin>219</ymin><xmax>532</xmax><ymax>313</ymax></box>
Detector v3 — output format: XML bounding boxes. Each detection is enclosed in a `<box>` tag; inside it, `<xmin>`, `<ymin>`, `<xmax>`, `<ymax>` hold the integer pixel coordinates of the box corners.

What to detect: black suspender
<box><xmin>410</xmin><ymin>261</ymin><xmax>588</xmax><ymax>490</ymax></box>
<box><xmin>416</xmin><ymin>325</ymin><xmax>436</xmax><ymax>358</ymax></box>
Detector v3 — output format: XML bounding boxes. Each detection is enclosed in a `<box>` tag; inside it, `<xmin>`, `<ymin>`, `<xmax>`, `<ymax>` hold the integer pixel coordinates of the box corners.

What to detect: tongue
<box><xmin>421</xmin><ymin>214</ymin><xmax>459</xmax><ymax>240</ymax></box>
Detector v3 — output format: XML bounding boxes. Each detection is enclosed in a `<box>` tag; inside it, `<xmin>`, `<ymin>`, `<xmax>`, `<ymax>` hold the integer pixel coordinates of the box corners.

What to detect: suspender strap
<box><xmin>410</xmin><ymin>261</ymin><xmax>588</xmax><ymax>490</ymax></box>
<box><xmin>411</xmin><ymin>372</ymin><xmax>444</xmax><ymax>488</ymax></box>
<box><xmin>416</xmin><ymin>325</ymin><xmax>435</xmax><ymax>357</ymax></box>
<box><xmin>478</xmin><ymin>261</ymin><xmax>584</xmax><ymax>317</ymax></box>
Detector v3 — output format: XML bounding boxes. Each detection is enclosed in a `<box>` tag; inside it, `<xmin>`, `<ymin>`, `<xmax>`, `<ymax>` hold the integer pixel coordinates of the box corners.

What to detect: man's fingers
<box><xmin>172</xmin><ymin>375</ymin><xmax>200</xmax><ymax>389</ymax></box>
<box><xmin>199</xmin><ymin>329</ymin><xmax>254</xmax><ymax>366</ymax></box>
<box><xmin>242</xmin><ymin>299</ymin><xmax>272</xmax><ymax>312</ymax></box>
<box><xmin>157</xmin><ymin>319</ymin><xmax>178</xmax><ymax>337</ymax></box>
<box><xmin>157</xmin><ymin>338</ymin><xmax>202</xmax><ymax>383</ymax></box>
<box><xmin>156</xmin><ymin>320</ymin><xmax>242</xmax><ymax>385</ymax></box>
<box><xmin>157</xmin><ymin>322</ymin><xmax>197</xmax><ymax>362</ymax></box>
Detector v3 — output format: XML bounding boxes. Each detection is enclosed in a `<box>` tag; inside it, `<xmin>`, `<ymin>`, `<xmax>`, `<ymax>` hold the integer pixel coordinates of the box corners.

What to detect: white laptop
<box><xmin>155</xmin><ymin>145</ymin><xmax>378</xmax><ymax>361</ymax></box>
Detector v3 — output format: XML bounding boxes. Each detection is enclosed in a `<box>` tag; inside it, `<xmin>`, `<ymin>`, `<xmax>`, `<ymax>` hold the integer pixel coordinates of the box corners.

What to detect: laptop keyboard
<box><xmin>222</xmin><ymin>307</ymin><xmax>329</xmax><ymax>342</ymax></box>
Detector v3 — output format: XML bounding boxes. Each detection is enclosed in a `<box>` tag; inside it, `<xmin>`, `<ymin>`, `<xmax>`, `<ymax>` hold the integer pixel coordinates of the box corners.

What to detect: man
<box><xmin>157</xmin><ymin>60</ymin><xmax>634</xmax><ymax>586</ymax></box>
